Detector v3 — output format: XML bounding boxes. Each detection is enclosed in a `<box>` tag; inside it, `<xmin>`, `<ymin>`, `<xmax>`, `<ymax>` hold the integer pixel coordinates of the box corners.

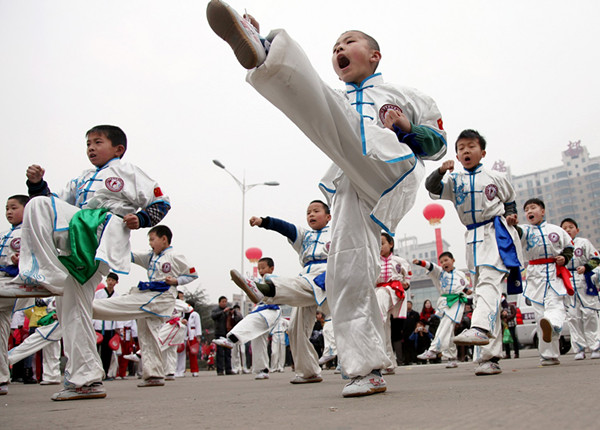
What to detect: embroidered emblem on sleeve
<box><xmin>105</xmin><ymin>177</ymin><xmax>124</xmax><ymax>192</ymax></box>
<box><xmin>378</xmin><ymin>104</ymin><xmax>403</xmax><ymax>123</ymax></box>
<box><xmin>484</xmin><ymin>184</ymin><xmax>498</xmax><ymax>200</ymax></box>
<box><xmin>154</xmin><ymin>187</ymin><xmax>163</xmax><ymax>197</ymax></box>
<box><xmin>574</xmin><ymin>248</ymin><xmax>583</xmax><ymax>257</ymax></box>
<box><xmin>437</xmin><ymin>118</ymin><xmax>444</xmax><ymax>130</ymax></box>
<box><xmin>10</xmin><ymin>238</ymin><xmax>20</xmax><ymax>251</ymax></box>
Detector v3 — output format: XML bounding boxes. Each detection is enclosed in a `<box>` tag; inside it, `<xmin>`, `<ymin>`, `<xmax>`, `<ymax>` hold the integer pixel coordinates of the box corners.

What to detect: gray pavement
<box><xmin>3</xmin><ymin>349</ymin><xmax>599</xmax><ymax>429</ymax></box>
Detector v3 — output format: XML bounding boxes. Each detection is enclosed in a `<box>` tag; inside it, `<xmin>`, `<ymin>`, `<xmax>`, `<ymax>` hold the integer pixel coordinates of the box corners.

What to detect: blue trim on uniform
<box><xmin>94</xmin><ymin>257</ymin><xmax>129</xmax><ymax>275</ymax></box>
<box><xmin>318</xmin><ymin>182</ymin><xmax>336</xmax><ymax>195</ymax></box>
<box><xmin>346</xmin><ymin>73</ymin><xmax>381</xmax><ymax>156</ymax></box>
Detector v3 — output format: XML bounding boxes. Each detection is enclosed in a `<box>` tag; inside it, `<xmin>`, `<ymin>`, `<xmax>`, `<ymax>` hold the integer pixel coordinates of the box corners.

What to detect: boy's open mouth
<box><xmin>337</xmin><ymin>55</ymin><xmax>350</xmax><ymax>69</ymax></box>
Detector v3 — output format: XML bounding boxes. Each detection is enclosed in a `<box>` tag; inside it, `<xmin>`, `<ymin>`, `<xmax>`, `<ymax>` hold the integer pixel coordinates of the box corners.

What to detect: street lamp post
<box><xmin>212</xmin><ymin>159</ymin><xmax>279</xmax><ymax>276</ymax></box>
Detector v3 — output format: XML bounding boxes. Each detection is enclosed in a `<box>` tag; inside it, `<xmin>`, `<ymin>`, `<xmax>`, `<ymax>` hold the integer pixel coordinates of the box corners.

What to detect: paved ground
<box><xmin>3</xmin><ymin>348</ymin><xmax>598</xmax><ymax>429</ymax></box>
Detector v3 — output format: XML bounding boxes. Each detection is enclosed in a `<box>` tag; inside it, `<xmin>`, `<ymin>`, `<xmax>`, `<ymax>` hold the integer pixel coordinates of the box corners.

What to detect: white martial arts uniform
<box><xmin>421</xmin><ymin>262</ymin><xmax>470</xmax><ymax>360</ymax></box>
<box><xmin>9</xmin><ymin>318</ymin><xmax>62</xmax><ymax>384</ymax></box>
<box><xmin>1</xmin><ymin>223</ymin><xmax>23</xmax><ymax>386</ymax></box>
<box><xmin>376</xmin><ymin>254</ymin><xmax>410</xmax><ymax>366</ymax></box>
<box><xmin>564</xmin><ymin>237</ymin><xmax>600</xmax><ymax>353</ymax></box>
<box><xmin>93</xmin><ymin>246</ymin><xmax>196</xmax><ymax>380</ymax></box>
<box><xmin>520</xmin><ymin>222</ymin><xmax>574</xmax><ymax>359</ymax></box>
<box><xmin>160</xmin><ymin>299</ymin><xmax>193</xmax><ymax>376</ymax></box>
<box><xmin>270</xmin><ymin>317</ymin><xmax>289</xmax><ymax>372</ymax></box>
<box><xmin>260</xmin><ymin>219</ymin><xmax>331</xmax><ymax>379</ymax></box>
<box><xmin>247</xmin><ymin>30</ymin><xmax>446</xmax><ymax>377</ymax></box>
<box><xmin>17</xmin><ymin>157</ymin><xmax>170</xmax><ymax>388</ymax></box>
<box><xmin>427</xmin><ymin>164</ymin><xmax>522</xmax><ymax>364</ymax></box>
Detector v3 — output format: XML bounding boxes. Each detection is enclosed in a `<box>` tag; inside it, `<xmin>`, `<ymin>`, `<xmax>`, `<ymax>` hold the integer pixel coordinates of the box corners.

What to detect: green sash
<box><xmin>442</xmin><ymin>293</ymin><xmax>468</xmax><ymax>308</ymax></box>
<box><xmin>58</xmin><ymin>208</ymin><xmax>109</xmax><ymax>284</ymax></box>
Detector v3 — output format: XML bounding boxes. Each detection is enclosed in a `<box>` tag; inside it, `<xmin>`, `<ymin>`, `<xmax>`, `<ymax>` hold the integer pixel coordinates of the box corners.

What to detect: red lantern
<box><xmin>423</xmin><ymin>203</ymin><xmax>445</xmax><ymax>225</ymax></box>
<box><xmin>245</xmin><ymin>247</ymin><xmax>263</xmax><ymax>263</ymax></box>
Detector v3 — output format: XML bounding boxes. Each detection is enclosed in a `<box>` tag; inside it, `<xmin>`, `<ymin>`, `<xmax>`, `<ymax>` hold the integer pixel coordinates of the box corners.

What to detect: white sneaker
<box><xmin>539</xmin><ymin>317</ymin><xmax>553</xmax><ymax>343</ymax></box>
<box><xmin>124</xmin><ymin>353</ymin><xmax>140</xmax><ymax>362</ymax></box>
<box><xmin>445</xmin><ymin>361</ymin><xmax>458</xmax><ymax>369</ymax></box>
<box><xmin>574</xmin><ymin>351</ymin><xmax>586</xmax><ymax>360</ymax></box>
<box><xmin>40</xmin><ymin>380</ymin><xmax>61</xmax><ymax>385</ymax></box>
<box><xmin>212</xmin><ymin>336</ymin><xmax>235</xmax><ymax>349</ymax></box>
<box><xmin>192</xmin><ymin>372</ymin><xmax>199</xmax><ymax>377</ymax></box>
<box><xmin>591</xmin><ymin>351</ymin><xmax>600</xmax><ymax>359</ymax></box>
<box><xmin>206</xmin><ymin>0</ymin><xmax>267</xmax><ymax>69</ymax></box>
<box><xmin>382</xmin><ymin>367</ymin><xmax>395</xmax><ymax>375</ymax></box>
<box><xmin>229</xmin><ymin>270</ymin><xmax>264</xmax><ymax>304</ymax></box>
<box><xmin>454</xmin><ymin>328</ymin><xmax>490</xmax><ymax>346</ymax></box>
<box><xmin>474</xmin><ymin>361</ymin><xmax>502</xmax><ymax>376</ymax></box>
<box><xmin>165</xmin><ymin>374</ymin><xmax>175</xmax><ymax>381</ymax></box>
<box><xmin>417</xmin><ymin>350</ymin><xmax>439</xmax><ymax>360</ymax></box>
<box><xmin>342</xmin><ymin>371</ymin><xmax>387</xmax><ymax>398</ymax></box>
<box><xmin>254</xmin><ymin>371</ymin><xmax>269</xmax><ymax>380</ymax></box>
<box><xmin>0</xmin><ymin>384</ymin><xmax>7</xmax><ymax>395</ymax></box>
<box><xmin>290</xmin><ymin>374</ymin><xmax>322</xmax><ymax>384</ymax></box>
<box><xmin>51</xmin><ymin>382</ymin><xmax>106</xmax><ymax>401</ymax></box>
<box><xmin>318</xmin><ymin>354</ymin><xmax>336</xmax><ymax>365</ymax></box>
<box><xmin>137</xmin><ymin>378</ymin><xmax>165</xmax><ymax>387</ymax></box>
<box><xmin>540</xmin><ymin>358</ymin><xmax>560</xmax><ymax>366</ymax></box>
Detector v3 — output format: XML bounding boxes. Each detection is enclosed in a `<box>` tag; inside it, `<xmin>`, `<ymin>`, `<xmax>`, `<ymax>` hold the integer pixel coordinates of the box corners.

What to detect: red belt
<box><xmin>528</xmin><ymin>258</ymin><xmax>574</xmax><ymax>296</ymax></box>
<box><xmin>376</xmin><ymin>280</ymin><xmax>405</xmax><ymax>301</ymax></box>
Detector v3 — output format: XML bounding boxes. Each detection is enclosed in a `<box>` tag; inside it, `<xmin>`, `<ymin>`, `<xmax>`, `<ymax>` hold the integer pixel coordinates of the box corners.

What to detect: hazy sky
<box><xmin>1</xmin><ymin>0</ymin><xmax>599</xmax><ymax>302</ymax></box>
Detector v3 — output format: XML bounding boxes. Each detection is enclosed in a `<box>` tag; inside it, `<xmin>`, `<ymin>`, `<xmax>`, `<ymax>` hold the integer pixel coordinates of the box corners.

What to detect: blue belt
<box><xmin>466</xmin><ymin>218</ymin><xmax>493</xmax><ymax>230</ymax></box>
<box><xmin>0</xmin><ymin>265</ymin><xmax>18</xmax><ymax>277</ymax></box>
<box><xmin>137</xmin><ymin>281</ymin><xmax>170</xmax><ymax>292</ymax></box>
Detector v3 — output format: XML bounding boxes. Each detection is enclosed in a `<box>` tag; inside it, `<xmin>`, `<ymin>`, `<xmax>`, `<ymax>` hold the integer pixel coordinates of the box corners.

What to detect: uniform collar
<box><xmin>345</xmin><ymin>73</ymin><xmax>383</xmax><ymax>92</ymax></box>
<box><xmin>96</xmin><ymin>157</ymin><xmax>121</xmax><ymax>172</ymax></box>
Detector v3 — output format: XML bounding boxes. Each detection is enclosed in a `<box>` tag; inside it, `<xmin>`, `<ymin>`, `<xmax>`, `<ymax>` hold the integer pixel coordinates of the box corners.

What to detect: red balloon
<box><xmin>245</xmin><ymin>247</ymin><xmax>263</xmax><ymax>262</ymax></box>
<box><xmin>423</xmin><ymin>203</ymin><xmax>445</xmax><ymax>225</ymax></box>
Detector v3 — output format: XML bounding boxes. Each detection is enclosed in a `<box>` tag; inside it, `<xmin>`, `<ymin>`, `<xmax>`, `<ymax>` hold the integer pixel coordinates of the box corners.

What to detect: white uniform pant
<box><xmin>162</xmin><ymin>346</ymin><xmax>177</xmax><ymax>375</ymax></box>
<box><xmin>231</xmin><ymin>342</ymin><xmax>247</xmax><ymax>373</ymax></box>
<box><xmin>270</xmin><ymin>340</ymin><xmax>286</xmax><ymax>372</ymax></box>
<box><xmin>93</xmin><ymin>290</ymin><xmax>175</xmax><ymax>380</ymax></box>
<box><xmin>266</xmin><ymin>277</ymin><xmax>327</xmax><ymax>378</ymax></box>
<box><xmin>566</xmin><ymin>300</ymin><xmax>600</xmax><ymax>353</ymax></box>
<box><xmin>251</xmin><ymin>334</ymin><xmax>269</xmax><ymax>373</ymax></box>
<box><xmin>56</xmin><ymin>273</ymin><xmax>105</xmax><ymax>387</ymax></box>
<box><xmin>322</xmin><ymin>320</ymin><xmax>337</xmax><ymax>358</ymax></box>
<box><xmin>175</xmin><ymin>349</ymin><xmax>186</xmax><ymax>376</ymax></box>
<box><xmin>0</xmin><ymin>298</ymin><xmax>14</xmax><ymax>384</ymax></box>
<box><xmin>533</xmin><ymin>289</ymin><xmax>566</xmax><ymax>359</ymax></box>
<box><xmin>8</xmin><ymin>321</ymin><xmax>62</xmax><ymax>383</ymax></box>
<box><xmin>471</xmin><ymin>266</ymin><xmax>504</xmax><ymax>363</ymax></box>
<box><xmin>376</xmin><ymin>288</ymin><xmax>399</xmax><ymax>366</ymax></box>
<box><xmin>229</xmin><ymin>309</ymin><xmax>281</xmax><ymax>373</ymax></box>
<box><xmin>159</xmin><ymin>322</ymin><xmax>186</xmax><ymax>376</ymax></box>
<box><xmin>428</xmin><ymin>315</ymin><xmax>457</xmax><ymax>360</ymax></box>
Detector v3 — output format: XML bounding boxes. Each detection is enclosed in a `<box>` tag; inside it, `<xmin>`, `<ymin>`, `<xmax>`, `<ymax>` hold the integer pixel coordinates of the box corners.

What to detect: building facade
<box><xmin>510</xmin><ymin>141</ymin><xmax>600</xmax><ymax>247</ymax></box>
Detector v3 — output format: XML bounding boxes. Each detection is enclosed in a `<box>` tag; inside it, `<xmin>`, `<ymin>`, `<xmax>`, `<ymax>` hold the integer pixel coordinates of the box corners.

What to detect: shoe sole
<box><xmin>229</xmin><ymin>269</ymin><xmax>261</xmax><ymax>304</ymax></box>
<box><xmin>290</xmin><ymin>376</ymin><xmax>323</xmax><ymax>384</ymax></box>
<box><xmin>52</xmin><ymin>392</ymin><xmax>106</xmax><ymax>401</ymax></box>
<box><xmin>453</xmin><ymin>335</ymin><xmax>489</xmax><ymax>346</ymax></box>
<box><xmin>342</xmin><ymin>385</ymin><xmax>387</xmax><ymax>398</ymax></box>
<box><xmin>206</xmin><ymin>0</ymin><xmax>260</xmax><ymax>69</ymax></box>
<box><xmin>540</xmin><ymin>318</ymin><xmax>553</xmax><ymax>343</ymax></box>
<box><xmin>475</xmin><ymin>370</ymin><xmax>502</xmax><ymax>376</ymax></box>
<box><xmin>137</xmin><ymin>381</ymin><xmax>165</xmax><ymax>387</ymax></box>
